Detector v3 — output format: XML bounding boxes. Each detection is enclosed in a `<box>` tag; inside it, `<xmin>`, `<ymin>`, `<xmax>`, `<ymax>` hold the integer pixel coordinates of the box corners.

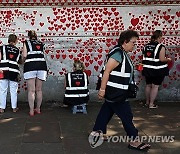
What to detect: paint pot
<box><xmin>167</xmin><ymin>59</ymin><xmax>174</xmax><ymax>70</ymax></box>
<box><xmin>137</xmin><ymin>63</ymin><xmax>143</xmax><ymax>71</ymax></box>
<box><xmin>0</xmin><ymin>71</ymin><xmax>4</xmax><ymax>79</ymax></box>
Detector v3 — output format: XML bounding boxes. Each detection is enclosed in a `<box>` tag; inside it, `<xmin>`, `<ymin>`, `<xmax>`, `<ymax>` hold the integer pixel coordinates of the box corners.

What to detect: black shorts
<box><xmin>145</xmin><ymin>76</ymin><xmax>165</xmax><ymax>85</ymax></box>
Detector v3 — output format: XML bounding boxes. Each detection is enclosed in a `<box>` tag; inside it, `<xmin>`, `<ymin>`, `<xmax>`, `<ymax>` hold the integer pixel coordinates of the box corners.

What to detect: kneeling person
<box><xmin>64</xmin><ymin>60</ymin><xmax>89</xmax><ymax>113</ymax></box>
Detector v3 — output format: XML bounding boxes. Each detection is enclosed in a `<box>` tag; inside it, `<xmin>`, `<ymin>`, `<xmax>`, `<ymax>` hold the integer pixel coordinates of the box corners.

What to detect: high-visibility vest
<box><xmin>64</xmin><ymin>71</ymin><xmax>89</xmax><ymax>104</ymax></box>
<box><xmin>0</xmin><ymin>45</ymin><xmax>20</xmax><ymax>81</ymax></box>
<box><xmin>104</xmin><ymin>46</ymin><xmax>134</xmax><ymax>102</ymax></box>
<box><xmin>24</xmin><ymin>39</ymin><xmax>47</xmax><ymax>73</ymax></box>
<box><xmin>142</xmin><ymin>42</ymin><xmax>169</xmax><ymax>77</ymax></box>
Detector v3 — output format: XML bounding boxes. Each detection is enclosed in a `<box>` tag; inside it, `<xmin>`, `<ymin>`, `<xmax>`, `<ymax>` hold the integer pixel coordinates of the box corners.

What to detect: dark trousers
<box><xmin>93</xmin><ymin>100</ymin><xmax>138</xmax><ymax>139</ymax></box>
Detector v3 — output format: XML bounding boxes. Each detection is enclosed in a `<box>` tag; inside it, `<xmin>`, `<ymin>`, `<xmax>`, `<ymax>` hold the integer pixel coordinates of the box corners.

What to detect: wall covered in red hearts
<box><xmin>0</xmin><ymin>1</ymin><xmax>179</xmax><ymax>101</ymax></box>
<box><xmin>0</xmin><ymin>0</ymin><xmax>179</xmax><ymax>6</ymax></box>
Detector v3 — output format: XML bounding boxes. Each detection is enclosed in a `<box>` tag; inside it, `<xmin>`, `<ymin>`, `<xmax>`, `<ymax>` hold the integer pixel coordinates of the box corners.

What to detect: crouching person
<box><xmin>63</xmin><ymin>60</ymin><xmax>89</xmax><ymax>114</ymax></box>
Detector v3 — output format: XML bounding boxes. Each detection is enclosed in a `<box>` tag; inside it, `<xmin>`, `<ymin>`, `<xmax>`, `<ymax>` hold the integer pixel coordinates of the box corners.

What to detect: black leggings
<box><xmin>93</xmin><ymin>100</ymin><xmax>138</xmax><ymax>139</ymax></box>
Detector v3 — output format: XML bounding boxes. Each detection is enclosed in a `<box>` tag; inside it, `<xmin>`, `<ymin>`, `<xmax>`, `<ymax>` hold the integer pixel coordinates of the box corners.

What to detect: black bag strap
<box><xmin>107</xmin><ymin>46</ymin><xmax>122</xmax><ymax>59</ymax></box>
<box><xmin>98</xmin><ymin>46</ymin><xmax>124</xmax><ymax>78</ymax></box>
<box><xmin>103</xmin><ymin>46</ymin><xmax>124</xmax><ymax>66</ymax></box>
<box><xmin>123</xmin><ymin>50</ymin><xmax>135</xmax><ymax>84</ymax></box>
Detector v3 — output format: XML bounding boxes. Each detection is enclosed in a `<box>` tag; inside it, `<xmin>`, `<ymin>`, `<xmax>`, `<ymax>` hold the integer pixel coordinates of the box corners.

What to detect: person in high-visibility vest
<box><xmin>22</xmin><ymin>30</ymin><xmax>47</xmax><ymax>116</ymax></box>
<box><xmin>0</xmin><ymin>34</ymin><xmax>22</xmax><ymax>113</ymax></box>
<box><xmin>63</xmin><ymin>60</ymin><xmax>89</xmax><ymax>107</ymax></box>
<box><xmin>142</xmin><ymin>30</ymin><xmax>171</xmax><ymax>109</ymax></box>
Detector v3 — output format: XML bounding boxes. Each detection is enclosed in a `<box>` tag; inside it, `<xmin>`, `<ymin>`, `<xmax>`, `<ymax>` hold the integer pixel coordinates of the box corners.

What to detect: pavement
<box><xmin>0</xmin><ymin>100</ymin><xmax>179</xmax><ymax>154</ymax></box>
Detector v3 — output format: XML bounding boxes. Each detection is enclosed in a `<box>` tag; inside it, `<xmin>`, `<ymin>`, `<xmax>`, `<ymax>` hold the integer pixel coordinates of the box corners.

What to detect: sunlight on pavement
<box><xmin>29</xmin><ymin>126</ymin><xmax>42</xmax><ymax>132</ymax></box>
<box><xmin>0</xmin><ymin>118</ymin><xmax>14</xmax><ymax>123</ymax></box>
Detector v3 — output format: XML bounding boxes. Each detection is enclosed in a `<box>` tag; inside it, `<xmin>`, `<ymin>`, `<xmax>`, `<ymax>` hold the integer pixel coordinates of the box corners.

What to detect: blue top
<box><xmin>110</xmin><ymin>51</ymin><xmax>122</xmax><ymax>63</ymax></box>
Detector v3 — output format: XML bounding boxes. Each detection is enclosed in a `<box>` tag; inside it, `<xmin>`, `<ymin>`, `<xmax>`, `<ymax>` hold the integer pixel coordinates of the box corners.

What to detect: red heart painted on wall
<box><xmin>62</xmin><ymin>54</ymin><xmax>66</xmax><ymax>59</ymax></box>
<box><xmin>176</xmin><ymin>11</ymin><xmax>180</xmax><ymax>17</ymax></box>
<box><xmin>163</xmin><ymin>15</ymin><xmax>170</xmax><ymax>21</ymax></box>
<box><xmin>131</xmin><ymin>18</ymin><xmax>139</xmax><ymax>26</ymax></box>
<box><xmin>98</xmin><ymin>60</ymin><xmax>103</xmax><ymax>66</ymax></box>
<box><xmin>94</xmin><ymin>65</ymin><xmax>99</xmax><ymax>71</ymax></box>
<box><xmin>59</xmin><ymin>72</ymin><xmax>63</xmax><ymax>75</ymax></box>
<box><xmin>85</xmin><ymin>55</ymin><xmax>90</xmax><ymax>61</ymax></box>
<box><xmin>114</xmin><ymin>12</ymin><xmax>119</xmax><ymax>16</ymax></box>
<box><xmin>39</xmin><ymin>22</ymin><xmax>44</xmax><ymax>27</ymax></box>
<box><xmin>69</xmin><ymin>55</ymin><xmax>73</xmax><ymax>59</ymax></box>
<box><xmin>51</xmin><ymin>55</ymin><xmax>54</xmax><ymax>59</ymax></box>
<box><xmin>138</xmin><ymin>55</ymin><xmax>143</xmax><ymax>60</ymax></box>
<box><xmin>56</xmin><ymin>54</ymin><xmax>60</xmax><ymax>59</ymax></box>
<box><xmin>167</xmin><ymin>60</ymin><xmax>174</xmax><ymax>70</ymax></box>
<box><xmin>89</xmin><ymin>60</ymin><xmax>93</xmax><ymax>64</ymax></box>
<box><xmin>60</xmin><ymin>18</ymin><xmax>66</xmax><ymax>23</ymax></box>
<box><xmin>85</xmin><ymin>62</ymin><xmax>89</xmax><ymax>67</ymax></box>
<box><xmin>131</xmin><ymin>55</ymin><xmax>135</xmax><ymax>60</ymax></box>
<box><xmin>48</xmin><ymin>27</ymin><xmax>54</xmax><ymax>31</ymax></box>
<box><xmin>45</xmin><ymin>50</ymin><xmax>49</xmax><ymax>54</ymax></box>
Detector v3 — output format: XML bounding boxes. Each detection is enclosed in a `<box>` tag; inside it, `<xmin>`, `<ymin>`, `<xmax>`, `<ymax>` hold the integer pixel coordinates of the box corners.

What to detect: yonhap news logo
<box><xmin>88</xmin><ymin>133</ymin><xmax>175</xmax><ymax>148</ymax></box>
<box><xmin>88</xmin><ymin>131</ymin><xmax>104</xmax><ymax>148</ymax></box>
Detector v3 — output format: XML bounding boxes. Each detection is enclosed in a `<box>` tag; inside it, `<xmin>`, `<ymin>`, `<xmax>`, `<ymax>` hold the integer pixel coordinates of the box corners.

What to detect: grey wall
<box><xmin>0</xmin><ymin>0</ymin><xmax>179</xmax><ymax>102</ymax></box>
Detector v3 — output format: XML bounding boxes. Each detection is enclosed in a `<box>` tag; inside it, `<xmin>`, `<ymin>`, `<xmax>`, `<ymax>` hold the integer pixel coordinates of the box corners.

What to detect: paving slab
<box><xmin>62</xmin><ymin>138</ymin><xmax>113</xmax><ymax>154</ymax></box>
<box><xmin>0</xmin><ymin>117</ymin><xmax>26</xmax><ymax>133</ymax></box>
<box><xmin>19</xmin><ymin>143</ymin><xmax>64</xmax><ymax>154</ymax></box>
<box><xmin>59</xmin><ymin>116</ymin><xmax>93</xmax><ymax>138</ymax></box>
<box><xmin>0</xmin><ymin>133</ymin><xmax>22</xmax><ymax>154</ymax></box>
<box><xmin>23</xmin><ymin>122</ymin><xmax>61</xmax><ymax>143</ymax></box>
<box><xmin>0</xmin><ymin>144</ymin><xmax>19</xmax><ymax>154</ymax></box>
<box><xmin>0</xmin><ymin>132</ymin><xmax>22</xmax><ymax>145</ymax></box>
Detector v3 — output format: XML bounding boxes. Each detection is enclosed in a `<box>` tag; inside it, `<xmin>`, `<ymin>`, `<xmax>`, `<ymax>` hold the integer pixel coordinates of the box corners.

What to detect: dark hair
<box><xmin>8</xmin><ymin>34</ymin><xmax>18</xmax><ymax>43</ymax></box>
<box><xmin>118</xmin><ymin>30</ymin><xmax>139</xmax><ymax>46</ymax></box>
<box><xmin>150</xmin><ymin>30</ymin><xmax>162</xmax><ymax>42</ymax></box>
<box><xmin>28</xmin><ymin>30</ymin><xmax>37</xmax><ymax>40</ymax></box>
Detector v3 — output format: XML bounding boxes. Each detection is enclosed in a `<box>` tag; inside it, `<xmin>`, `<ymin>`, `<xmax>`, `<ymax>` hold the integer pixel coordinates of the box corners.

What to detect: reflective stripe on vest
<box><xmin>1</xmin><ymin>60</ymin><xmax>19</xmax><ymax>66</ymax></box>
<box><xmin>0</xmin><ymin>67</ymin><xmax>9</xmax><ymax>70</ymax></box>
<box><xmin>27</xmin><ymin>40</ymin><xmax>33</xmax><ymax>51</ymax></box>
<box><xmin>9</xmin><ymin>68</ymin><xmax>20</xmax><ymax>73</ymax></box>
<box><xmin>107</xmin><ymin>81</ymin><xmax>129</xmax><ymax>90</ymax></box>
<box><xmin>3</xmin><ymin>45</ymin><xmax>6</xmax><ymax>60</ymax></box>
<box><xmin>110</xmin><ymin>71</ymin><xmax>131</xmax><ymax>78</ymax></box>
<box><xmin>143</xmin><ymin>64</ymin><xmax>168</xmax><ymax>69</ymax></box>
<box><xmin>154</xmin><ymin>44</ymin><xmax>161</xmax><ymax>58</ymax></box>
<box><xmin>27</xmin><ymin>51</ymin><xmax>44</xmax><ymax>55</ymax></box>
<box><xmin>143</xmin><ymin>57</ymin><xmax>160</xmax><ymax>62</ymax></box>
<box><xmin>65</xmin><ymin>93</ymin><xmax>89</xmax><ymax>97</ymax></box>
<box><xmin>25</xmin><ymin>58</ymin><xmax>45</xmax><ymax>62</ymax></box>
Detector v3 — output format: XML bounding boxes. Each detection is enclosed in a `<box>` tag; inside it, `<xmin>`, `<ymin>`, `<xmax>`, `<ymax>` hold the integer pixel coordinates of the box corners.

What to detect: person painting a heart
<box><xmin>142</xmin><ymin>30</ymin><xmax>172</xmax><ymax>109</ymax></box>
